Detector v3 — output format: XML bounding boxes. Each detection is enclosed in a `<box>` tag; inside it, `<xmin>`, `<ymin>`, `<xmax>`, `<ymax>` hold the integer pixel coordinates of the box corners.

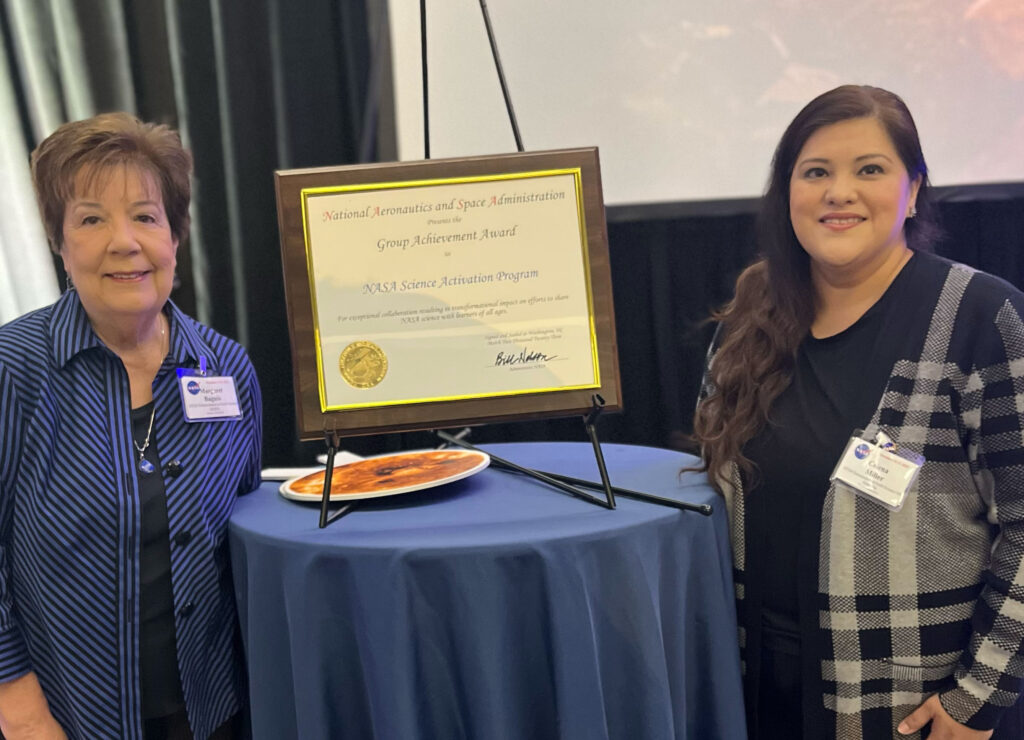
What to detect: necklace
<box><xmin>134</xmin><ymin>404</ymin><xmax>156</xmax><ymax>475</ymax></box>
<box><xmin>128</xmin><ymin>316</ymin><xmax>165</xmax><ymax>475</ymax></box>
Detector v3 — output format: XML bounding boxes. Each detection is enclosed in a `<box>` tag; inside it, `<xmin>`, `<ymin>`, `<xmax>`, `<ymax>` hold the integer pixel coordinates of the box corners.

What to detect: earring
<box><xmin>65</xmin><ymin>275</ymin><xmax>74</xmax><ymax>291</ymax></box>
<box><xmin>908</xmin><ymin>205</ymin><xmax>918</xmax><ymax>219</ymax></box>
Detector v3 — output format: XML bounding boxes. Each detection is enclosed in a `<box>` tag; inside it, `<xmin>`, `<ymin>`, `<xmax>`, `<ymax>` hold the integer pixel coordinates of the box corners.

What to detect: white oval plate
<box><xmin>279</xmin><ymin>448</ymin><xmax>490</xmax><ymax>502</ymax></box>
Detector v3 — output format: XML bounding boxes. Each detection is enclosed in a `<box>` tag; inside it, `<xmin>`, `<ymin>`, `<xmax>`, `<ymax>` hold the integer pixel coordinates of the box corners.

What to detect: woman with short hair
<box><xmin>0</xmin><ymin>113</ymin><xmax>261</xmax><ymax>739</ymax></box>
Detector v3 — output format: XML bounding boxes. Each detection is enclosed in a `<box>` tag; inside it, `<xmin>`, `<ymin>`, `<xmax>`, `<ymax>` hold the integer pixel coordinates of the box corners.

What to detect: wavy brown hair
<box><xmin>693</xmin><ymin>85</ymin><xmax>940</xmax><ymax>487</ymax></box>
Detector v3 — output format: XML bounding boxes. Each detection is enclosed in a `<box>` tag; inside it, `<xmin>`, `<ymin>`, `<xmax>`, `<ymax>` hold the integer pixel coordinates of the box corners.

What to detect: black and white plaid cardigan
<box><xmin>703</xmin><ymin>253</ymin><xmax>1024</xmax><ymax>738</ymax></box>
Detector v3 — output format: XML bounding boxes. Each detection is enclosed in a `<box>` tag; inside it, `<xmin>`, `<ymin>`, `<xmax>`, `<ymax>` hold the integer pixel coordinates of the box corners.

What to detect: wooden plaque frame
<box><xmin>274</xmin><ymin>147</ymin><xmax>621</xmax><ymax>440</ymax></box>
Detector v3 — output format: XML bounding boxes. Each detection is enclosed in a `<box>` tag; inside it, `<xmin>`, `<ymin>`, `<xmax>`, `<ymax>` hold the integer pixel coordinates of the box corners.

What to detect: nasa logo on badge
<box><xmin>854</xmin><ymin>443</ymin><xmax>871</xmax><ymax>460</ymax></box>
<box><xmin>187</xmin><ymin>380</ymin><xmax>201</xmax><ymax>395</ymax></box>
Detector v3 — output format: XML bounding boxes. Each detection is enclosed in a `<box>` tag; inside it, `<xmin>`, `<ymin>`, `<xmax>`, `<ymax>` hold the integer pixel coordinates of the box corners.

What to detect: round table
<box><xmin>229</xmin><ymin>442</ymin><xmax>745</xmax><ymax>739</ymax></box>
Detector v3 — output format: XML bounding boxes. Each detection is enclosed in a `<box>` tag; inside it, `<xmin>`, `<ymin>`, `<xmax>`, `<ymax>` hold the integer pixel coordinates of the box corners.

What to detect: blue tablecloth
<box><xmin>229</xmin><ymin>442</ymin><xmax>746</xmax><ymax>739</ymax></box>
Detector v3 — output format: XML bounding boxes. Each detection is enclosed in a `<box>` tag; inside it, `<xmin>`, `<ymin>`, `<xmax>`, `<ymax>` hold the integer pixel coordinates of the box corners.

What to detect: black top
<box><xmin>131</xmin><ymin>402</ymin><xmax>185</xmax><ymax>719</ymax></box>
<box><xmin>741</xmin><ymin>254</ymin><xmax>927</xmax><ymax>737</ymax></box>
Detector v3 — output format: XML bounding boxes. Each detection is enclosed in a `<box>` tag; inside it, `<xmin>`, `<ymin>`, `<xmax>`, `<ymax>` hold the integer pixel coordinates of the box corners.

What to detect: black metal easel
<box><xmin>421</xmin><ymin>0</ymin><xmax>525</xmax><ymax>159</ymax></box>
<box><xmin>436</xmin><ymin>394</ymin><xmax>712</xmax><ymax>517</ymax></box>
<box><xmin>313</xmin><ymin>1</ymin><xmax>712</xmax><ymax>527</ymax></box>
<box><xmin>435</xmin><ymin>397</ymin><xmax>616</xmax><ymax>511</ymax></box>
<box><xmin>318</xmin><ymin>430</ymin><xmax>359</xmax><ymax>527</ymax></box>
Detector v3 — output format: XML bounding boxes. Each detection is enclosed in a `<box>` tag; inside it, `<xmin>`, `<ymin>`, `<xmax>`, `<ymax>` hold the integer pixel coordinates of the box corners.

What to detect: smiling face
<box><xmin>789</xmin><ymin>116</ymin><xmax>921</xmax><ymax>283</ymax></box>
<box><xmin>61</xmin><ymin>165</ymin><xmax>178</xmax><ymax>328</ymax></box>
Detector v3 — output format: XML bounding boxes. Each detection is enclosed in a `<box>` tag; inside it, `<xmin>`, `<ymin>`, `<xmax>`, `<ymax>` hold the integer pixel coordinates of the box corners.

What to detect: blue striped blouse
<box><xmin>0</xmin><ymin>290</ymin><xmax>262</xmax><ymax>739</ymax></box>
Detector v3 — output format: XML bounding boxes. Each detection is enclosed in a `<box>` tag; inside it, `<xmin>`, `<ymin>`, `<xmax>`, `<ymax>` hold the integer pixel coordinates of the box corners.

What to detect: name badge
<box><xmin>830</xmin><ymin>430</ymin><xmax>923</xmax><ymax>511</ymax></box>
<box><xmin>176</xmin><ymin>359</ymin><xmax>242</xmax><ymax>422</ymax></box>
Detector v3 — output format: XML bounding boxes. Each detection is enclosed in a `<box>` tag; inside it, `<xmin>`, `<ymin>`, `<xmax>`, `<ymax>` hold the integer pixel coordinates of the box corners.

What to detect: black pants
<box><xmin>757</xmin><ymin>647</ymin><xmax>803</xmax><ymax>739</ymax></box>
<box><xmin>143</xmin><ymin>710</ymin><xmax>240</xmax><ymax>740</ymax></box>
<box><xmin>986</xmin><ymin>694</ymin><xmax>1024</xmax><ymax>740</ymax></box>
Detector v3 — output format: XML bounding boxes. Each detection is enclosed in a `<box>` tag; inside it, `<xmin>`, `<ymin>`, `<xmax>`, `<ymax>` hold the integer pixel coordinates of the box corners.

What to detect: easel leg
<box><xmin>584</xmin><ymin>394</ymin><xmax>615</xmax><ymax>509</ymax></box>
<box><xmin>319</xmin><ymin>432</ymin><xmax>339</xmax><ymax>529</ymax></box>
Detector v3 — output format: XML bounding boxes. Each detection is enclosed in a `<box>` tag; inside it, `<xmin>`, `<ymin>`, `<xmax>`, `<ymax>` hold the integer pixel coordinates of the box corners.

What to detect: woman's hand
<box><xmin>0</xmin><ymin>672</ymin><xmax>67</xmax><ymax>739</ymax></box>
<box><xmin>5</xmin><ymin>714</ymin><xmax>67</xmax><ymax>739</ymax></box>
<box><xmin>898</xmin><ymin>694</ymin><xmax>993</xmax><ymax>739</ymax></box>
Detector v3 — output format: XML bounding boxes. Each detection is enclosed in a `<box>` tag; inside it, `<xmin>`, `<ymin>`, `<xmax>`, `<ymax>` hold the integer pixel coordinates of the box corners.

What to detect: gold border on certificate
<box><xmin>300</xmin><ymin>169</ymin><xmax>601</xmax><ymax>413</ymax></box>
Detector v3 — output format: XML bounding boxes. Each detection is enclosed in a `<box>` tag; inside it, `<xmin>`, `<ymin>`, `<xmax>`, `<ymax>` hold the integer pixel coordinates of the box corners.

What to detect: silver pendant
<box><xmin>139</xmin><ymin>458</ymin><xmax>156</xmax><ymax>475</ymax></box>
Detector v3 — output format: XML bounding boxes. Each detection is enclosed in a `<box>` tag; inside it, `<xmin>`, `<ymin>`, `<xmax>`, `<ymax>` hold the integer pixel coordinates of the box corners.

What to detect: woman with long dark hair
<box><xmin>695</xmin><ymin>85</ymin><xmax>1024</xmax><ymax>739</ymax></box>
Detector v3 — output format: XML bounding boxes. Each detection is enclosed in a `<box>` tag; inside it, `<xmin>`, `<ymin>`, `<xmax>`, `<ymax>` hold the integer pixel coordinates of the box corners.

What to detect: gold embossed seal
<box><xmin>339</xmin><ymin>341</ymin><xmax>388</xmax><ymax>388</ymax></box>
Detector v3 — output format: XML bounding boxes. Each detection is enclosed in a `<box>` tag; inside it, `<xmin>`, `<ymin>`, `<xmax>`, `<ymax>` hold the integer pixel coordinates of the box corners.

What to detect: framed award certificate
<box><xmin>274</xmin><ymin>148</ymin><xmax>621</xmax><ymax>439</ymax></box>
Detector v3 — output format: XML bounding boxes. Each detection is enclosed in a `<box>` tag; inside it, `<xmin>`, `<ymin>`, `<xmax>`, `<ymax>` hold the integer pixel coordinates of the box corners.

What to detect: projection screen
<box><xmin>387</xmin><ymin>0</ymin><xmax>1024</xmax><ymax>206</ymax></box>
